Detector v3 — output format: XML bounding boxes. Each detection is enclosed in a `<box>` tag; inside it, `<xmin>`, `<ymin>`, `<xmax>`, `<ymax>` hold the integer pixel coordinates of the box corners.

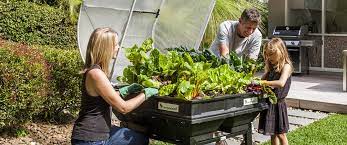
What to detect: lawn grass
<box><xmin>261</xmin><ymin>114</ymin><xmax>347</xmax><ymax>145</ymax></box>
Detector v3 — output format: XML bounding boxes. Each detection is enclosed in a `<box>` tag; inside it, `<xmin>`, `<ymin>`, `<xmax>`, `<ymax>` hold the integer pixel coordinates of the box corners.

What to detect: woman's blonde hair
<box><xmin>263</xmin><ymin>37</ymin><xmax>293</xmax><ymax>73</ymax></box>
<box><xmin>84</xmin><ymin>27</ymin><xmax>118</xmax><ymax>77</ymax></box>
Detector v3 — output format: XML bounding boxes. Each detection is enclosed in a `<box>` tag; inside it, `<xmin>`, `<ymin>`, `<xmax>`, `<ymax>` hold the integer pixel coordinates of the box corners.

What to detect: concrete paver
<box><xmin>288</xmin><ymin>116</ymin><xmax>315</xmax><ymax>126</ymax></box>
<box><xmin>224</xmin><ymin>138</ymin><xmax>242</xmax><ymax>145</ymax></box>
<box><xmin>289</xmin><ymin>124</ymin><xmax>299</xmax><ymax>132</ymax></box>
<box><xmin>252</xmin><ymin>132</ymin><xmax>270</xmax><ymax>143</ymax></box>
<box><xmin>221</xmin><ymin>107</ymin><xmax>329</xmax><ymax>145</ymax></box>
<box><xmin>287</xmin><ymin>108</ymin><xmax>328</xmax><ymax>119</ymax></box>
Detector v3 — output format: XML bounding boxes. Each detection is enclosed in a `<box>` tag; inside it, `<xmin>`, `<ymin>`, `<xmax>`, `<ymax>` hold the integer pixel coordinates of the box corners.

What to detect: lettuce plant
<box><xmin>118</xmin><ymin>39</ymin><xmax>276</xmax><ymax>103</ymax></box>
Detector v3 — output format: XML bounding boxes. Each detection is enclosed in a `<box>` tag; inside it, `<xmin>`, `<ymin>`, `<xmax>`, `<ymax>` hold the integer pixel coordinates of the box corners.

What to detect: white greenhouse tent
<box><xmin>78</xmin><ymin>0</ymin><xmax>216</xmax><ymax>83</ymax></box>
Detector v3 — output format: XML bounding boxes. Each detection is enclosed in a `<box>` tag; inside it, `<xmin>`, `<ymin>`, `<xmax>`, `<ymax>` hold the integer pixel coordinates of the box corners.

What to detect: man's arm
<box><xmin>248</xmin><ymin>32</ymin><xmax>262</xmax><ymax>60</ymax></box>
<box><xmin>216</xmin><ymin>21</ymin><xmax>230</xmax><ymax>57</ymax></box>
<box><xmin>219</xmin><ymin>43</ymin><xmax>229</xmax><ymax>57</ymax></box>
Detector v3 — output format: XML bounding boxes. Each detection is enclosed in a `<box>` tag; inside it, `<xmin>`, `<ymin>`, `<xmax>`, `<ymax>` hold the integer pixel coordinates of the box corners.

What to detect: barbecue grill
<box><xmin>272</xmin><ymin>25</ymin><xmax>315</xmax><ymax>74</ymax></box>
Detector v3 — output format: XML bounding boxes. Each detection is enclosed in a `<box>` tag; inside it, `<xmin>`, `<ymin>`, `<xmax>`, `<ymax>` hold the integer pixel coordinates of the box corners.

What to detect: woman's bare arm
<box><xmin>87</xmin><ymin>69</ymin><xmax>145</xmax><ymax>114</ymax></box>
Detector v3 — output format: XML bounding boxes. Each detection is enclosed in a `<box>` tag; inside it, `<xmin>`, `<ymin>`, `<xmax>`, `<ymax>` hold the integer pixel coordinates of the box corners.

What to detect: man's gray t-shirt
<box><xmin>210</xmin><ymin>20</ymin><xmax>262</xmax><ymax>59</ymax></box>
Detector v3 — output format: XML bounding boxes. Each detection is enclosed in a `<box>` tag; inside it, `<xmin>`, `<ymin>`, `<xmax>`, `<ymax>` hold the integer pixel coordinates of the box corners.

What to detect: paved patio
<box><xmin>286</xmin><ymin>71</ymin><xmax>347</xmax><ymax>113</ymax></box>
<box><xmin>222</xmin><ymin>71</ymin><xmax>345</xmax><ymax>145</ymax></box>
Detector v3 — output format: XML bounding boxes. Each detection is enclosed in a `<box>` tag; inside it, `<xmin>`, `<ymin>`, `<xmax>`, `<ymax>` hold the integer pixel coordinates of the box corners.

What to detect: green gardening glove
<box><xmin>119</xmin><ymin>83</ymin><xmax>144</xmax><ymax>97</ymax></box>
<box><xmin>143</xmin><ymin>88</ymin><xmax>158</xmax><ymax>100</ymax></box>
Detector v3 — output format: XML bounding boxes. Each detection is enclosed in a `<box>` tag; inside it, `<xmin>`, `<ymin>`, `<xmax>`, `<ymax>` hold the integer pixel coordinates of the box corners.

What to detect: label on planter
<box><xmin>158</xmin><ymin>102</ymin><xmax>179</xmax><ymax>112</ymax></box>
<box><xmin>243</xmin><ymin>97</ymin><xmax>258</xmax><ymax>106</ymax></box>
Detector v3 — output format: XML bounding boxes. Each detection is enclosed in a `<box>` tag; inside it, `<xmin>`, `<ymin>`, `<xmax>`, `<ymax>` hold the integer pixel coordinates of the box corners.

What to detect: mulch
<box><xmin>0</xmin><ymin>120</ymin><xmax>121</xmax><ymax>145</ymax></box>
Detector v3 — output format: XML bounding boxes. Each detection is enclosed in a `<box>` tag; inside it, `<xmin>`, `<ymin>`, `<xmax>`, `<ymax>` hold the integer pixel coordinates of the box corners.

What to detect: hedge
<box><xmin>40</xmin><ymin>46</ymin><xmax>83</xmax><ymax>121</ymax></box>
<box><xmin>0</xmin><ymin>41</ymin><xmax>48</xmax><ymax>127</ymax></box>
<box><xmin>0</xmin><ymin>1</ymin><xmax>77</xmax><ymax>49</ymax></box>
<box><xmin>0</xmin><ymin>40</ymin><xmax>83</xmax><ymax>128</ymax></box>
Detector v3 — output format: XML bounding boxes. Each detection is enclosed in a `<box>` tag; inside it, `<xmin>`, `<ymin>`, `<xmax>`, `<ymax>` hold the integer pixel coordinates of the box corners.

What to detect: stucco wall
<box><xmin>324</xmin><ymin>36</ymin><xmax>347</xmax><ymax>68</ymax></box>
<box><xmin>305</xmin><ymin>36</ymin><xmax>347</xmax><ymax>69</ymax></box>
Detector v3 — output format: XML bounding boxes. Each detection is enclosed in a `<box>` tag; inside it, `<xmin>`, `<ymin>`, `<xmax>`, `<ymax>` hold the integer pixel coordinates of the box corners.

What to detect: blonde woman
<box><xmin>71</xmin><ymin>27</ymin><xmax>157</xmax><ymax>145</ymax></box>
<box><xmin>258</xmin><ymin>38</ymin><xmax>293</xmax><ymax>145</ymax></box>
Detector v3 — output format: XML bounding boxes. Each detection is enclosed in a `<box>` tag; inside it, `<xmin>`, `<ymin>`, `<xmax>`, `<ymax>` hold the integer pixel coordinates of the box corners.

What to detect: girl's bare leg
<box><xmin>271</xmin><ymin>135</ymin><xmax>280</xmax><ymax>145</ymax></box>
<box><xmin>277</xmin><ymin>133</ymin><xmax>288</xmax><ymax>145</ymax></box>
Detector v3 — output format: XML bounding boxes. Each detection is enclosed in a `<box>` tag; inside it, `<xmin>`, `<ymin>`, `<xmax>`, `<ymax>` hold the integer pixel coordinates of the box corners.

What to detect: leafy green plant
<box><xmin>150</xmin><ymin>140</ymin><xmax>173</xmax><ymax>145</ymax></box>
<box><xmin>246</xmin><ymin>81</ymin><xmax>277</xmax><ymax>104</ymax></box>
<box><xmin>167</xmin><ymin>47</ymin><xmax>224</xmax><ymax>68</ymax></box>
<box><xmin>118</xmin><ymin>39</ymin><xmax>163</xmax><ymax>88</ymax></box>
<box><xmin>226</xmin><ymin>50</ymin><xmax>264</xmax><ymax>76</ymax></box>
<box><xmin>15</xmin><ymin>128</ymin><xmax>28</xmax><ymax>137</ymax></box>
<box><xmin>118</xmin><ymin>39</ymin><xmax>275</xmax><ymax>101</ymax></box>
<box><xmin>170</xmin><ymin>47</ymin><xmax>264</xmax><ymax>76</ymax></box>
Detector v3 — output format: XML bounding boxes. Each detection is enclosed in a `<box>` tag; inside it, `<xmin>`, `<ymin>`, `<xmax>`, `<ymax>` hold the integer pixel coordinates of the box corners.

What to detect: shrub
<box><xmin>39</xmin><ymin>46</ymin><xmax>83</xmax><ymax>121</ymax></box>
<box><xmin>1</xmin><ymin>0</ymin><xmax>83</xmax><ymax>24</ymax></box>
<box><xmin>0</xmin><ymin>41</ymin><xmax>49</xmax><ymax>128</ymax></box>
<box><xmin>0</xmin><ymin>40</ymin><xmax>83</xmax><ymax>128</ymax></box>
<box><xmin>0</xmin><ymin>1</ymin><xmax>77</xmax><ymax>49</ymax></box>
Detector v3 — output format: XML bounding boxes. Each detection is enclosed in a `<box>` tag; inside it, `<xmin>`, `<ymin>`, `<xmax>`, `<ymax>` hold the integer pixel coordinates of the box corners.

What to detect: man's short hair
<box><xmin>240</xmin><ymin>8</ymin><xmax>261</xmax><ymax>23</ymax></box>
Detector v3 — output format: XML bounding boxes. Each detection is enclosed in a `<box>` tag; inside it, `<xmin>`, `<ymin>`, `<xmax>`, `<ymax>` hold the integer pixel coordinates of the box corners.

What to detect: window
<box><xmin>287</xmin><ymin>0</ymin><xmax>322</xmax><ymax>33</ymax></box>
<box><xmin>325</xmin><ymin>0</ymin><xmax>347</xmax><ymax>34</ymax></box>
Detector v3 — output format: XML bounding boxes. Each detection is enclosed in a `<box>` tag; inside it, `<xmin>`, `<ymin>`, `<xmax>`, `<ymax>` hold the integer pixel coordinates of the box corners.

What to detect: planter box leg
<box><xmin>243</xmin><ymin>123</ymin><xmax>253</xmax><ymax>145</ymax></box>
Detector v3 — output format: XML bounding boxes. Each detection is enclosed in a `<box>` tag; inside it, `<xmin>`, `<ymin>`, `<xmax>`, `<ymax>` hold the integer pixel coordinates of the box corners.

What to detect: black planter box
<box><xmin>114</xmin><ymin>93</ymin><xmax>268</xmax><ymax>144</ymax></box>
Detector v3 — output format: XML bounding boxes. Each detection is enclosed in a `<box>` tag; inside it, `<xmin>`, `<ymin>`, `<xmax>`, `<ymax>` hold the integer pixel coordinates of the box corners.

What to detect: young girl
<box><xmin>258</xmin><ymin>38</ymin><xmax>293</xmax><ymax>145</ymax></box>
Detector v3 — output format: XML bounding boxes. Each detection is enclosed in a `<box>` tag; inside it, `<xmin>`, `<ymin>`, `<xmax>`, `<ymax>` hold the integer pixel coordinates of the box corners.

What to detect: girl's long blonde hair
<box><xmin>84</xmin><ymin>27</ymin><xmax>118</xmax><ymax>77</ymax></box>
<box><xmin>263</xmin><ymin>37</ymin><xmax>293</xmax><ymax>73</ymax></box>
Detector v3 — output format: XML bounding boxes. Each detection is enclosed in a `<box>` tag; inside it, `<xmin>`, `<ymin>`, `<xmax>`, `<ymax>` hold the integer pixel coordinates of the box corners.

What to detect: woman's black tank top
<box><xmin>71</xmin><ymin>65</ymin><xmax>111</xmax><ymax>141</ymax></box>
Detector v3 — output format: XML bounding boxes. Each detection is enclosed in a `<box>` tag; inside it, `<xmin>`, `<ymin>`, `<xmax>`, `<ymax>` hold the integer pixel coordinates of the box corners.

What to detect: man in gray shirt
<box><xmin>210</xmin><ymin>8</ymin><xmax>262</xmax><ymax>60</ymax></box>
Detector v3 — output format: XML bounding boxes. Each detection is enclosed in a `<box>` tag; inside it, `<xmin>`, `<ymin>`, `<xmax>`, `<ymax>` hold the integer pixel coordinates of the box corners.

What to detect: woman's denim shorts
<box><xmin>71</xmin><ymin>126</ymin><xmax>149</xmax><ymax>145</ymax></box>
